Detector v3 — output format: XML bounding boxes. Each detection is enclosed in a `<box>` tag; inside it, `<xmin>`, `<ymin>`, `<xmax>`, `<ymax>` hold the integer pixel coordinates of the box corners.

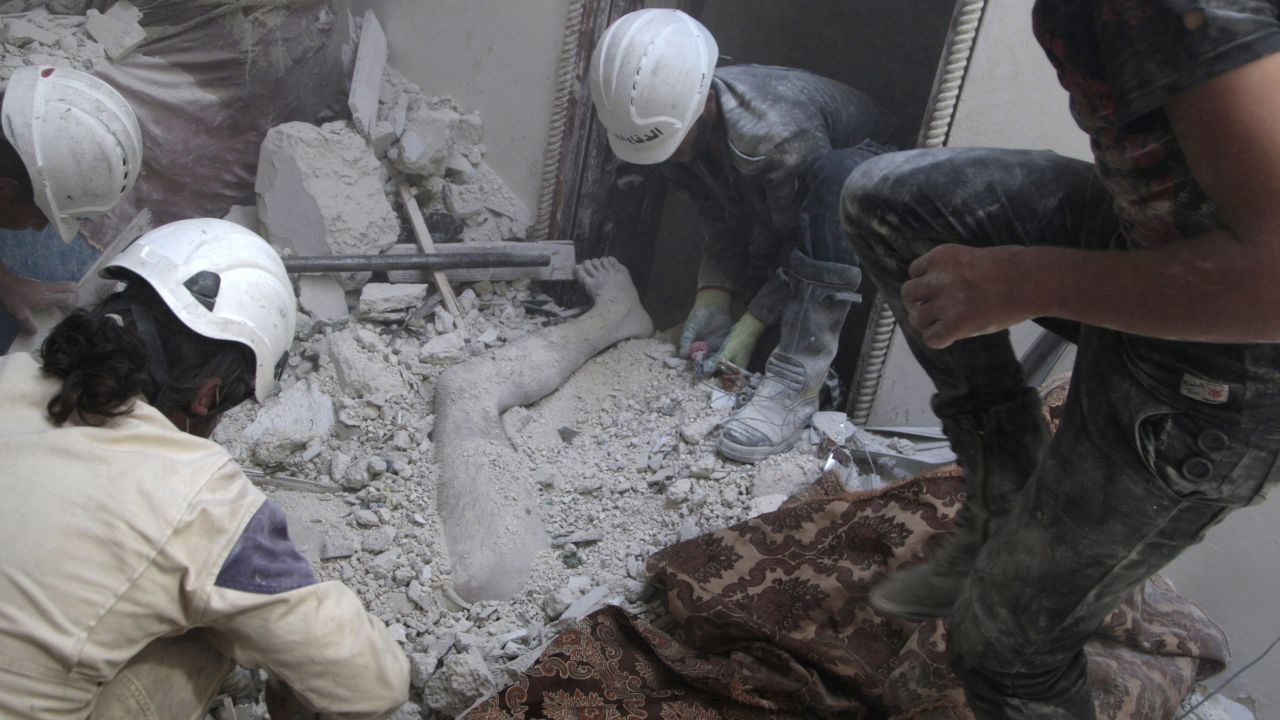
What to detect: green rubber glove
<box><xmin>704</xmin><ymin>312</ymin><xmax>765</xmax><ymax>375</ymax></box>
<box><xmin>678</xmin><ymin>288</ymin><xmax>733</xmax><ymax>358</ymax></box>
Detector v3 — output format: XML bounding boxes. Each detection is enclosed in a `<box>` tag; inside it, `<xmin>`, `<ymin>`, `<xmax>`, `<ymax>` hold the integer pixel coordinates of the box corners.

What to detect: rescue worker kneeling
<box><xmin>0</xmin><ymin>218</ymin><xmax>409</xmax><ymax>719</ymax></box>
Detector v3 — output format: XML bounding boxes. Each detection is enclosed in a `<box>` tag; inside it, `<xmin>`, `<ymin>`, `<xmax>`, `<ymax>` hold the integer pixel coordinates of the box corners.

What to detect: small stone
<box><xmin>363</xmin><ymin>525</ymin><xmax>397</xmax><ymax>553</ymax></box>
<box><xmin>321</xmin><ymin>531</ymin><xmax>359</xmax><ymax>560</ymax></box>
<box><xmin>368</xmin><ymin>456</ymin><xmax>389</xmax><ymax>476</ymax></box>
<box><xmin>689</xmin><ymin>455</ymin><xmax>716</xmax><ymax>479</ymax></box>
<box><xmin>407</xmin><ymin>580</ymin><xmax>433</xmax><ymax>611</ymax></box>
<box><xmin>408</xmin><ymin>652</ymin><xmax>436</xmax><ymax>688</ymax></box>
<box><xmin>353</xmin><ymin>509</ymin><xmax>381</xmax><ymax>527</ymax></box>
<box><xmin>680</xmin><ymin>417</ymin><xmax>719</xmax><ymax>445</ymax></box>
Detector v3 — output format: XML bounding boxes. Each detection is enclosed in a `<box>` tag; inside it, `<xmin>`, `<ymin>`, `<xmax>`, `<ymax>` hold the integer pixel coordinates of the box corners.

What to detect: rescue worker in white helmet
<box><xmin>0</xmin><ymin>219</ymin><xmax>409</xmax><ymax>719</ymax></box>
<box><xmin>589</xmin><ymin>9</ymin><xmax>898</xmax><ymax>463</ymax></box>
<box><xmin>0</xmin><ymin>64</ymin><xmax>143</xmax><ymax>335</ymax></box>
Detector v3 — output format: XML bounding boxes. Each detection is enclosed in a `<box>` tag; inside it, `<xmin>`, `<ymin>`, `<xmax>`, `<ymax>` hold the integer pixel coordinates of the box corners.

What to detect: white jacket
<box><xmin>0</xmin><ymin>353</ymin><xmax>408</xmax><ymax>719</ymax></box>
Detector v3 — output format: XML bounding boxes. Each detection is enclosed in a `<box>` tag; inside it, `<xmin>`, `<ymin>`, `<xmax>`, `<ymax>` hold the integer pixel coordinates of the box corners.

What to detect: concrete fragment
<box><xmin>84</xmin><ymin>9</ymin><xmax>145</xmax><ymax>61</ymax></box>
<box><xmin>321</xmin><ymin>531</ymin><xmax>360</xmax><ymax>560</ymax></box>
<box><xmin>811</xmin><ymin>411</ymin><xmax>854</xmax><ymax>444</ymax></box>
<box><xmin>353</xmin><ymin>509</ymin><xmax>381</xmax><ymax>527</ymax></box>
<box><xmin>368</xmin><ymin>548</ymin><xmax>403</xmax><ymax>579</ymax></box>
<box><xmin>347</xmin><ymin>9</ymin><xmax>387</xmax><ymax>138</ymax></box>
<box><xmin>241</xmin><ymin>378</ymin><xmax>335</xmax><ymax>465</ymax></box>
<box><xmin>407</xmin><ymin>580</ymin><xmax>432</xmax><ymax>611</ymax></box>
<box><xmin>408</xmin><ymin>652</ymin><xmax>436</xmax><ymax>688</ymax></box>
<box><xmin>297</xmin><ymin>276</ymin><xmax>349</xmax><ymax>324</ymax></box>
<box><xmin>328</xmin><ymin>328</ymin><xmax>410</xmax><ymax>399</ymax></box>
<box><xmin>680</xmin><ymin>417</ymin><xmax>719</xmax><ymax>445</ymax></box>
<box><xmin>421</xmin><ymin>647</ymin><xmax>495</xmax><ymax>717</ymax></box>
<box><xmin>370</xmin><ymin>120</ymin><xmax>397</xmax><ymax>156</ymax></box>
<box><xmin>3</xmin><ymin>19</ymin><xmax>61</xmax><ymax>46</ymax></box>
<box><xmin>390</xmin><ymin>101</ymin><xmax>456</xmax><ymax>177</ymax></box>
<box><xmin>256</xmin><ymin>122</ymin><xmax>400</xmax><ymax>280</ymax></box>
<box><xmin>419</xmin><ymin>333</ymin><xmax>464</xmax><ymax>363</ymax></box>
<box><xmin>560</xmin><ymin>586</ymin><xmax>610</xmax><ymax>621</ymax></box>
<box><xmin>363</xmin><ymin>525</ymin><xmax>396</xmax><ymax>553</ymax></box>
<box><xmin>104</xmin><ymin>0</ymin><xmax>143</xmax><ymax>25</ymax></box>
<box><xmin>359</xmin><ymin>283</ymin><xmax>428</xmax><ymax>316</ymax></box>
<box><xmin>389</xmin><ymin>702</ymin><xmax>422</xmax><ymax>720</ymax></box>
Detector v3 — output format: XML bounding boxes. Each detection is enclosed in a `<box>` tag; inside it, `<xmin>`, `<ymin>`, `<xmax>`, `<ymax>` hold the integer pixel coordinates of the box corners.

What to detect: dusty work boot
<box><xmin>717</xmin><ymin>252</ymin><xmax>862</xmax><ymax>463</ymax></box>
<box><xmin>870</xmin><ymin>388</ymin><xmax>1050</xmax><ymax>621</ymax></box>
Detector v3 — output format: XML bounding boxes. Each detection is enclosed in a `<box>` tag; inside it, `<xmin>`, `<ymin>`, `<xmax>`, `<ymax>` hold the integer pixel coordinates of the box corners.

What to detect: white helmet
<box><xmin>2</xmin><ymin>65</ymin><xmax>143</xmax><ymax>243</ymax></box>
<box><xmin>105</xmin><ymin>218</ymin><xmax>297</xmax><ymax>401</ymax></box>
<box><xmin>589</xmin><ymin>9</ymin><xmax>718</xmax><ymax>165</ymax></box>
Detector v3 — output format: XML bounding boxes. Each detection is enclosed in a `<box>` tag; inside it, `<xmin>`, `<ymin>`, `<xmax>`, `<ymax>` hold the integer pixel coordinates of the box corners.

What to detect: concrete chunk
<box><xmin>84</xmin><ymin>9</ymin><xmax>146</xmax><ymax>61</ymax></box>
<box><xmin>241</xmin><ymin>378</ymin><xmax>335</xmax><ymax>465</ymax></box>
<box><xmin>347</xmin><ymin>10</ymin><xmax>387</xmax><ymax>137</ymax></box>
<box><xmin>359</xmin><ymin>283</ymin><xmax>428</xmax><ymax>316</ymax></box>
<box><xmin>256</xmin><ymin>122</ymin><xmax>400</xmax><ymax>261</ymax></box>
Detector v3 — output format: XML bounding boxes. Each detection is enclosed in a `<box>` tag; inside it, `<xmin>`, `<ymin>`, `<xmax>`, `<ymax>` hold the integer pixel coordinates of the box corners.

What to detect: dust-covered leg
<box><xmin>434</xmin><ymin>257</ymin><xmax>652</xmax><ymax>602</ymax></box>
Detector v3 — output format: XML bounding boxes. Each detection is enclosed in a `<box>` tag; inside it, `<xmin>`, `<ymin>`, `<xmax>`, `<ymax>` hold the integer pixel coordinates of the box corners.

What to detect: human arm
<box><xmin>179</xmin><ymin>471</ymin><xmax>408</xmax><ymax>719</ymax></box>
<box><xmin>0</xmin><ymin>260</ymin><xmax>76</xmax><ymax>334</ymax></box>
<box><xmin>903</xmin><ymin>55</ymin><xmax>1280</xmax><ymax>349</ymax></box>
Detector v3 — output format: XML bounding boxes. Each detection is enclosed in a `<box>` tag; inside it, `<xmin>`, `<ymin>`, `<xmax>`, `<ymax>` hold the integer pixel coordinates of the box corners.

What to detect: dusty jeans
<box><xmin>841</xmin><ymin>147</ymin><xmax>1280</xmax><ymax>718</ymax></box>
<box><xmin>92</xmin><ymin>630</ymin><xmax>234</xmax><ymax>720</ymax></box>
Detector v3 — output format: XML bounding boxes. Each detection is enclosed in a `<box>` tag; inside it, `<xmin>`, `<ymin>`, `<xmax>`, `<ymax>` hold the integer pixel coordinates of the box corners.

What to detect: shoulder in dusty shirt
<box><xmin>1030</xmin><ymin>0</ymin><xmax>1280</xmax><ymax>247</ymax></box>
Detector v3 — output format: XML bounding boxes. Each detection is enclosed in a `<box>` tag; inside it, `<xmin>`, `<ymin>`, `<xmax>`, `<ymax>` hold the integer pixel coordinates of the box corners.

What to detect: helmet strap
<box><xmin>130</xmin><ymin>300</ymin><xmax>170</xmax><ymax>392</ymax></box>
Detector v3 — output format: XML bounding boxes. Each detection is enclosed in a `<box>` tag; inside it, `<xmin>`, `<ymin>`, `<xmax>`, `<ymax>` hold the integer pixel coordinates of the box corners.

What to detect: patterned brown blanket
<box><xmin>468</xmin><ymin>380</ymin><xmax>1228</xmax><ymax>719</ymax></box>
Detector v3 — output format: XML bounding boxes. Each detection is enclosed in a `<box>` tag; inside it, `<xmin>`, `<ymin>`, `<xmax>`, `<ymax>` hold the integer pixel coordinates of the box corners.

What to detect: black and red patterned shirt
<box><xmin>1033</xmin><ymin>0</ymin><xmax>1280</xmax><ymax>247</ymax></box>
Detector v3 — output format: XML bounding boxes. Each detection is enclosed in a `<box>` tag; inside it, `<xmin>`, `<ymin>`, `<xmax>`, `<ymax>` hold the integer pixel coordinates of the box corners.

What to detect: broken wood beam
<box><xmin>397</xmin><ymin>179</ymin><xmax>464</xmax><ymax>324</ymax></box>
<box><xmin>385</xmin><ymin>241</ymin><xmax>576</xmax><ymax>283</ymax></box>
<box><xmin>283</xmin><ymin>248</ymin><xmax>551</xmax><ymax>274</ymax></box>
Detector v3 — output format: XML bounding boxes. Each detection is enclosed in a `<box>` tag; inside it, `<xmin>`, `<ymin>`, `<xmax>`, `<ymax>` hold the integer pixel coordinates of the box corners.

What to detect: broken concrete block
<box><xmin>421</xmin><ymin>647</ymin><xmax>494</xmax><ymax>718</ymax></box>
<box><xmin>419</xmin><ymin>333</ymin><xmax>464</xmax><ymax>363</ymax></box>
<box><xmin>353</xmin><ymin>509</ymin><xmax>381</xmax><ymax>527</ymax></box>
<box><xmin>407</xmin><ymin>580</ymin><xmax>432</xmax><ymax>611</ymax></box>
<box><xmin>368</xmin><ymin>548</ymin><xmax>403</xmax><ymax>578</ymax></box>
<box><xmin>408</xmin><ymin>652</ymin><xmax>436</xmax><ymax>688</ymax></box>
<box><xmin>256</xmin><ymin>122</ymin><xmax>400</xmax><ymax>267</ymax></box>
<box><xmin>363</xmin><ymin>525</ymin><xmax>396</xmax><ymax>553</ymax></box>
<box><xmin>748</xmin><ymin>494</ymin><xmax>788</xmax><ymax>517</ymax></box>
<box><xmin>370</xmin><ymin>120</ymin><xmax>396</xmax><ymax>157</ymax></box>
<box><xmin>811</xmin><ymin>411</ymin><xmax>853</xmax><ymax>445</ymax></box>
<box><xmin>328</xmin><ymin>328</ymin><xmax>410</xmax><ymax>399</ymax></box>
<box><xmin>3</xmin><ymin>18</ymin><xmax>60</xmax><ymax>46</ymax></box>
<box><xmin>104</xmin><ymin>0</ymin><xmax>143</xmax><ymax>25</ymax></box>
<box><xmin>560</xmin><ymin>586</ymin><xmax>610</xmax><ymax>621</ymax></box>
<box><xmin>359</xmin><ymin>283</ymin><xmax>428</xmax><ymax>316</ymax></box>
<box><xmin>390</xmin><ymin>102</ymin><xmax>456</xmax><ymax>178</ymax></box>
<box><xmin>680</xmin><ymin>417</ymin><xmax>719</xmax><ymax>445</ymax></box>
<box><xmin>321</xmin><ymin>531</ymin><xmax>360</xmax><ymax>560</ymax></box>
<box><xmin>241</xmin><ymin>378</ymin><xmax>335</xmax><ymax>465</ymax></box>
<box><xmin>84</xmin><ymin>9</ymin><xmax>146</xmax><ymax>61</ymax></box>
<box><xmin>347</xmin><ymin>9</ymin><xmax>387</xmax><ymax>138</ymax></box>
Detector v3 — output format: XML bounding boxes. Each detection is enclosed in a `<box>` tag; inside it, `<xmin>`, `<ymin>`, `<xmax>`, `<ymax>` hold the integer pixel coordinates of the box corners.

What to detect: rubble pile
<box><xmin>211</xmin><ymin>282</ymin><xmax>869</xmax><ymax>718</ymax></box>
<box><xmin>375</xmin><ymin>64</ymin><xmax>531</xmax><ymax>245</ymax></box>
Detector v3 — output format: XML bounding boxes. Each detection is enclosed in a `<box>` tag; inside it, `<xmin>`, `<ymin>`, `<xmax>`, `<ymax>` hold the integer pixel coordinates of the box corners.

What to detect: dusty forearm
<box><xmin>1010</xmin><ymin>230</ymin><xmax>1280</xmax><ymax>343</ymax></box>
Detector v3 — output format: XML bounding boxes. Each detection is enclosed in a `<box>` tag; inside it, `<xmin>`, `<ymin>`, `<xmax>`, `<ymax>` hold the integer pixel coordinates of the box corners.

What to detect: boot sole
<box><xmin>716</xmin><ymin>429</ymin><xmax>801</xmax><ymax>464</ymax></box>
<box><xmin>868</xmin><ymin>586</ymin><xmax>953</xmax><ymax>622</ymax></box>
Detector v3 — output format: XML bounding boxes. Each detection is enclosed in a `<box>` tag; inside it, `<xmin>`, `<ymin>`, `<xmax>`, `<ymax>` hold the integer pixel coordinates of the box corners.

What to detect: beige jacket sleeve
<box><xmin>168</xmin><ymin>459</ymin><xmax>409</xmax><ymax>719</ymax></box>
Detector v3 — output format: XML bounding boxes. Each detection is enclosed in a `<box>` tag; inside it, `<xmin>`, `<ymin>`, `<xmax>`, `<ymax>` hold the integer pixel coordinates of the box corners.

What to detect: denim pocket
<box><xmin>1136</xmin><ymin>410</ymin><xmax>1280</xmax><ymax>507</ymax></box>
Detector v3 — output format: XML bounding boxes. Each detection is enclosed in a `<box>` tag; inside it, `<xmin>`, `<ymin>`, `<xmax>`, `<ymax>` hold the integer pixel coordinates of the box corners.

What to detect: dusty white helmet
<box><xmin>589</xmin><ymin>9</ymin><xmax>718</xmax><ymax>165</ymax></box>
<box><xmin>105</xmin><ymin>218</ymin><xmax>297</xmax><ymax>401</ymax></box>
<box><xmin>2</xmin><ymin>65</ymin><xmax>143</xmax><ymax>243</ymax></box>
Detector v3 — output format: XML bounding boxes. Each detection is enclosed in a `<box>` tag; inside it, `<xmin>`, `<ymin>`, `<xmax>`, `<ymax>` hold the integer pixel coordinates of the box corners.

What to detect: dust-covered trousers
<box><xmin>840</xmin><ymin>147</ymin><xmax>1280</xmax><ymax>717</ymax></box>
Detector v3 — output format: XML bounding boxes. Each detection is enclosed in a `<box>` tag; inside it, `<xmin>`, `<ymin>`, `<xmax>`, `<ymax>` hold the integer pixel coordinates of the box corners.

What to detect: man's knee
<box><xmin>839</xmin><ymin>149</ymin><xmax>955</xmax><ymax>262</ymax></box>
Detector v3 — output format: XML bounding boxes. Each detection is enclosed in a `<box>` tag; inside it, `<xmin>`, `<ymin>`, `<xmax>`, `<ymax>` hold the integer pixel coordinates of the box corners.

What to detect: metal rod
<box><xmin>283</xmin><ymin>250</ymin><xmax>551</xmax><ymax>274</ymax></box>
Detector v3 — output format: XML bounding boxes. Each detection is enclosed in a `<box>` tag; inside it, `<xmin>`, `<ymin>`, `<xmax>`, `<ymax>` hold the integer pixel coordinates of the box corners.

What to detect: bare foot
<box><xmin>573</xmin><ymin>257</ymin><xmax>654</xmax><ymax>340</ymax></box>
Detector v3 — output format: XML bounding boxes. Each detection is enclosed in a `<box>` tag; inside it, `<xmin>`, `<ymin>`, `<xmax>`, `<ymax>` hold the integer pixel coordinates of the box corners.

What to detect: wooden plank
<box><xmin>397</xmin><ymin>180</ymin><xmax>464</xmax><ymax>323</ymax></box>
<box><xmin>347</xmin><ymin>9</ymin><xmax>387</xmax><ymax>138</ymax></box>
<box><xmin>384</xmin><ymin>241</ymin><xmax>576</xmax><ymax>283</ymax></box>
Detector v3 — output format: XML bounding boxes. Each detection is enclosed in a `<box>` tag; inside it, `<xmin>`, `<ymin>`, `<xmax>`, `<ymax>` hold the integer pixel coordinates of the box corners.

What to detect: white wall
<box><xmin>349</xmin><ymin>0</ymin><xmax>571</xmax><ymax>216</ymax></box>
<box><xmin>869</xmin><ymin>1</ymin><xmax>1279</xmax><ymax>713</ymax></box>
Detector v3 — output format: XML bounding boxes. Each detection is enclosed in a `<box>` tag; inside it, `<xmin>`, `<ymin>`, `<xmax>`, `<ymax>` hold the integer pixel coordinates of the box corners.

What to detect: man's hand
<box><xmin>703</xmin><ymin>312</ymin><xmax>765</xmax><ymax>374</ymax></box>
<box><xmin>0</xmin><ymin>263</ymin><xmax>77</xmax><ymax>334</ymax></box>
<box><xmin>902</xmin><ymin>244</ymin><xmax>1029</xmax><ymax>349</ymax></box>
<box><xmin>678</xmin><ymin>287</ymin><xmax>734</xmax><ymax>358</ymax></box>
